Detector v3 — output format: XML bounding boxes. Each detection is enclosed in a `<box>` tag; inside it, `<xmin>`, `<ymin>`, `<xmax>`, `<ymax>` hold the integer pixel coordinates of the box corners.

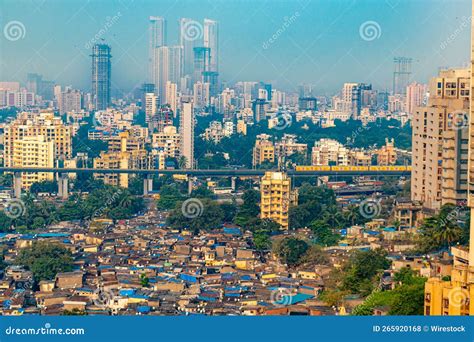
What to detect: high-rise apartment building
<box><xmin>405</xmin><ymin>82</ymin><xmax>427</xmax><ymax>116</ymax></box>
<box><xmin>144</xmin><ymin>92</ymin><xmax>157</xmax><ymax>126</ymax></box>
<box><xmin>165</xmin><ymin>81</ymin><xmax>178</xmax><ymax>116</ymax></box>
<box><xmin>393</xmin><ymin>57</ymin><xmax>412</xmax><ymax>95</ymax></box>
<box><xmin>58</xmin><ymin>88</ymin><xmax>82</xmax><ymax>114</ymax></box>
<box><xmin>424</xmin><ymin>0</ymin><xmax>474</xmax><ymax>316</ymax></box>
<box><xmin>203</xmin><ymin>19</ymin><xmax>218</xmax><ymax>72</ymax></box>
<box><xmin>152</xmin><ymin>125</ymin><xmax>181</xmax><ymax>160</ymax></box>
<box><xmin>260</xmin><ymin>172</ymin><xmax>296</xmax><ymax>230</ymax></box>
<box><xmin>341</xmin><ymin>83</ymin><xmax>371</xmax><ymax>118</ymax></box>
<box><xmin>148</xmin><ymin>16</ymin><xmax>167</xmax><ymax>84</ymax></box>
<box><xmin>193</xmin><ymin>47</ymin><xmax>211</xmax><ymax>85</ymax></box>
<box><xmin>411</xmin><ymin>68</ymin><xmax>469</xmax><ymax>210</ymax></box>
<box><xmin>91</xmin><ymin>44</ymin><xmax>112</xmax><ymax>110</ymax></box>
<box><xmin>153</xmin><ymin>46</ymin><xmax>183</xmax><ymax>102</ymax></box>
<box><xmin>12</xmin><ymin>136</ymin><xmax>54</xmax><ymax>189</ymax></box>
<box><xmin>4</xmin><ymin>112</ymin><xmax>72</xmax><ymax>168</ymax></box>
<box><xmin>253</xmin><ymin>134</ymin><xmax>275</xmax><ymax>167</ymax></box>
<box><xmin>180</xmin><ymin>102</ymin><xmax>194</xmax><ymax>168</ymax></box>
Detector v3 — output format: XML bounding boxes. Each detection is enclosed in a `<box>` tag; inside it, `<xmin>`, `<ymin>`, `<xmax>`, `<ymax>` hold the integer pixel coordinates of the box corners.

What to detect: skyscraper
<box><xmin>91</xmin><ymin>43</ymin><xmax>111</xmax><ymax>110</ymax></box>
<box><xmin>260</xmin><ymin>172</ymin><xmax>297</xmax><ymax>230</ymax></box>
<box><xmin>405</xmin><ymin>82</ymin><xmax>427</xmax><ymax>116</ymax></box>
<box><xmin>193</xmin><ymin>47</ymin><xmax>211</xmax><ymax>85</ymax></box>
<box><xmin>203</xmin><ymin>19</ymin><xmax>219</xmax><ymax>72</ymax></box>
<box><xmin>180</xmin><ymin>102</ymin><xmax>194</xmax><ymax>169</ymax></box>
<box><xmin>411</xmin><ymin>68</ymin><xmax>469</xmax><ymax>210</ymax></box>
<box><xmin>153</xmin><ymin>46</ymin><xmax>183</xmax><ymax>103</ymax></box>
<box><xmin>393</xmin><ymin>57</ymin><xmax>412</xmax><ymax>95</ymax></box>
<box><xmin>149</xmin><ymin>16</ymin><xmax>167</xmax><ymax>84</ymax></box>
<box><xmin>179</xmin><ymin>18</ymin><xmax>201</xmax><ymax>77</ymax></box>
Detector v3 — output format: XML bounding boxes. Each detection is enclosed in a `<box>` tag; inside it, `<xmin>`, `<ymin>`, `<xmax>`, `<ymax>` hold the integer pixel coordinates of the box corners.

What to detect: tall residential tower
<box><xmin>91</xmin><ymin>43</ymin><xmax>112</xmax><ymax>110</ymax></box>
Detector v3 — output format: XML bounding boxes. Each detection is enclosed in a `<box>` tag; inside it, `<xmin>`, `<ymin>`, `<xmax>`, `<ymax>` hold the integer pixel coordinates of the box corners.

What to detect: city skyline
<box><xmin>0</xmin><ymin>0</ymin><xmax>471</xmax><ymax>95</ymax></box>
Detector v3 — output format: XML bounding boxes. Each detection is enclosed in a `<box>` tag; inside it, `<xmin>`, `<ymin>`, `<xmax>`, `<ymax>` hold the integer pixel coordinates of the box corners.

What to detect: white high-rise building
<box><xmin>193</xmin><ymin>82</ymin><xmax>210</xmax><ymax>109</ymax></box>
<box><xmin>149</xmin><ymin>16</ymin><xmax>167</xmax><ymax>84</ymax></box>
<box><xmin>180</xmin><ymin>102</ymin><xmax>194</xmax><ymax>168</ymax></box>
<box><xmin>405</xmin><ymin>82</ymin><xmax>427</xmax><ymax>116</ymax></box>
<box><xmin>145</xmin><ymin>92</ymin><xmax>157</xmax><ymax>124</ymax></box>
<box><xmin>203</xmin><ymin>19</ymin><xmax>219</xmax><ymax>72</ymax></box>
<box><xmin>153</xmin><ymin>46</ymin><xmax>183</xmax><ymax>103</ymax></box>
<box><xmin>165</xmin><ymin>81</ymin><xmax>178</xmax><ymax>116</ymax></box>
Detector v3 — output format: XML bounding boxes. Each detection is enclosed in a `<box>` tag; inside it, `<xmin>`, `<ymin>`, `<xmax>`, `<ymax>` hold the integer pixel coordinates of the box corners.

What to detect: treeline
<box><xmin>195</xmin><ymin>117</ymin><xmax>412</xmax><ymax>169</ymax></box>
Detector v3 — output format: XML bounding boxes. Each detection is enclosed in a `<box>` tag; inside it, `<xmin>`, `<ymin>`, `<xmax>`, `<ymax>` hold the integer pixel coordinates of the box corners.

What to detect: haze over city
<box><xmin>0</xmin><ymin>0</ymin><xmax>470</xmax><ymax>94</ymax></box>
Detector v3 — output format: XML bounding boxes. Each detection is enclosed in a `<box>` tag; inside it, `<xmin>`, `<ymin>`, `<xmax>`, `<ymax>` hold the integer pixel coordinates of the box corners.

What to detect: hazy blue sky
<box><xmin>0</xmin><ymin>0</ymin><xmax>471</xmax><ymax>95</ymax></box>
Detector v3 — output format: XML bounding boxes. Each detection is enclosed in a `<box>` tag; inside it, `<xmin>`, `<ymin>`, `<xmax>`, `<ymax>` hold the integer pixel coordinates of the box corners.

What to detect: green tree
<box><xmin>341</xmin><ymin>249</ymin><xmax>391</xmax><ymax>296</ymax></box>
<box><xmin>310</xmin><ymin>220</ymin><xmax>341</xmax><ymax>246</ymax></box>
<box><xmin>140</xmin><ymin>273</ymin><xmax>150</xmax><ymax>287</ymax></box>
<box><xmin>167</xmin><ymin>198</ymin><xmax>224</xmax><ymax>232</ymax></box>
<box><xmin>234</xmin><ymin>189</ymin><xmax>260</xmax><ymax>226</ymax></box>
<box><xmin>273</xmin><ymin>237</ymin><xmax>309</xmax><ymax>266</ymax></box>
<box><xmin>16</xmin><ymin>241</ymin><xmax>73</xmax><ymax>282</ymax></box>
<box><xmin>157</xmin><ymin>185</ymin><xmax>186</xmax><ymax>210</ymax></box>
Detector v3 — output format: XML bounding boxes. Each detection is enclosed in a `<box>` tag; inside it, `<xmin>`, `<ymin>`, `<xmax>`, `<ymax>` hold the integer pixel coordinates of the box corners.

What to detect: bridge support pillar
<box><xmin>58</xmin><ymin>173</ymin><xmax>69</xmax><ymax>200</ymax></box>
<box><xmin>143</xmin><ymin>174</ymin><xmax>153</xmax><ymax>196</ymax></box>
<box><xmin>13</xmin><ymin>172</ymin><xmax>22</xmax><ymax>199</ymax></box>
<box><xmin>188</xmin><ymin>176</ymin><xmax>194</xmax><ymax>195</ymax></box>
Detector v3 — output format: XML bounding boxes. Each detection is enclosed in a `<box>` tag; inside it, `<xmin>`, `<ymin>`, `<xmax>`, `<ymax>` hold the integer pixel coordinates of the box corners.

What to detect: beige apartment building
<box><xmin>376</xmin><ymin>138</ymin><xmax>397</xmax><ymax>166</ymax></box>
<box><xmin>252</xmin><ymin>134</ymin><xmax>275</xmax><ymax>167</ymax></box>
<box><xmin>94</xmin><ymin>131</ymin><xmax>155</xmax><ymax>187</ymax></box>
<box><xmin>4</xmin><ymin>111</ymin><xmax>72</xmax><ymax>168</ymax></box>
<box><xmin>12</xmin><ymin>136</ymin><xmax>54</xmax><ymax>188</ymax></box>
<box><xmin>260</xmin><ymin>172</ymin><xmax>297</xmax><ymax>230</ymax></box>
<box><xmin>411</xmin><ymin>68</ymin><xmax>469</xmax><ymax>210</ymax></box>
<box><xmin>152</xmin><ymin>125</ymin><xmax>181</xmax><ymax>160</ymax></box>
